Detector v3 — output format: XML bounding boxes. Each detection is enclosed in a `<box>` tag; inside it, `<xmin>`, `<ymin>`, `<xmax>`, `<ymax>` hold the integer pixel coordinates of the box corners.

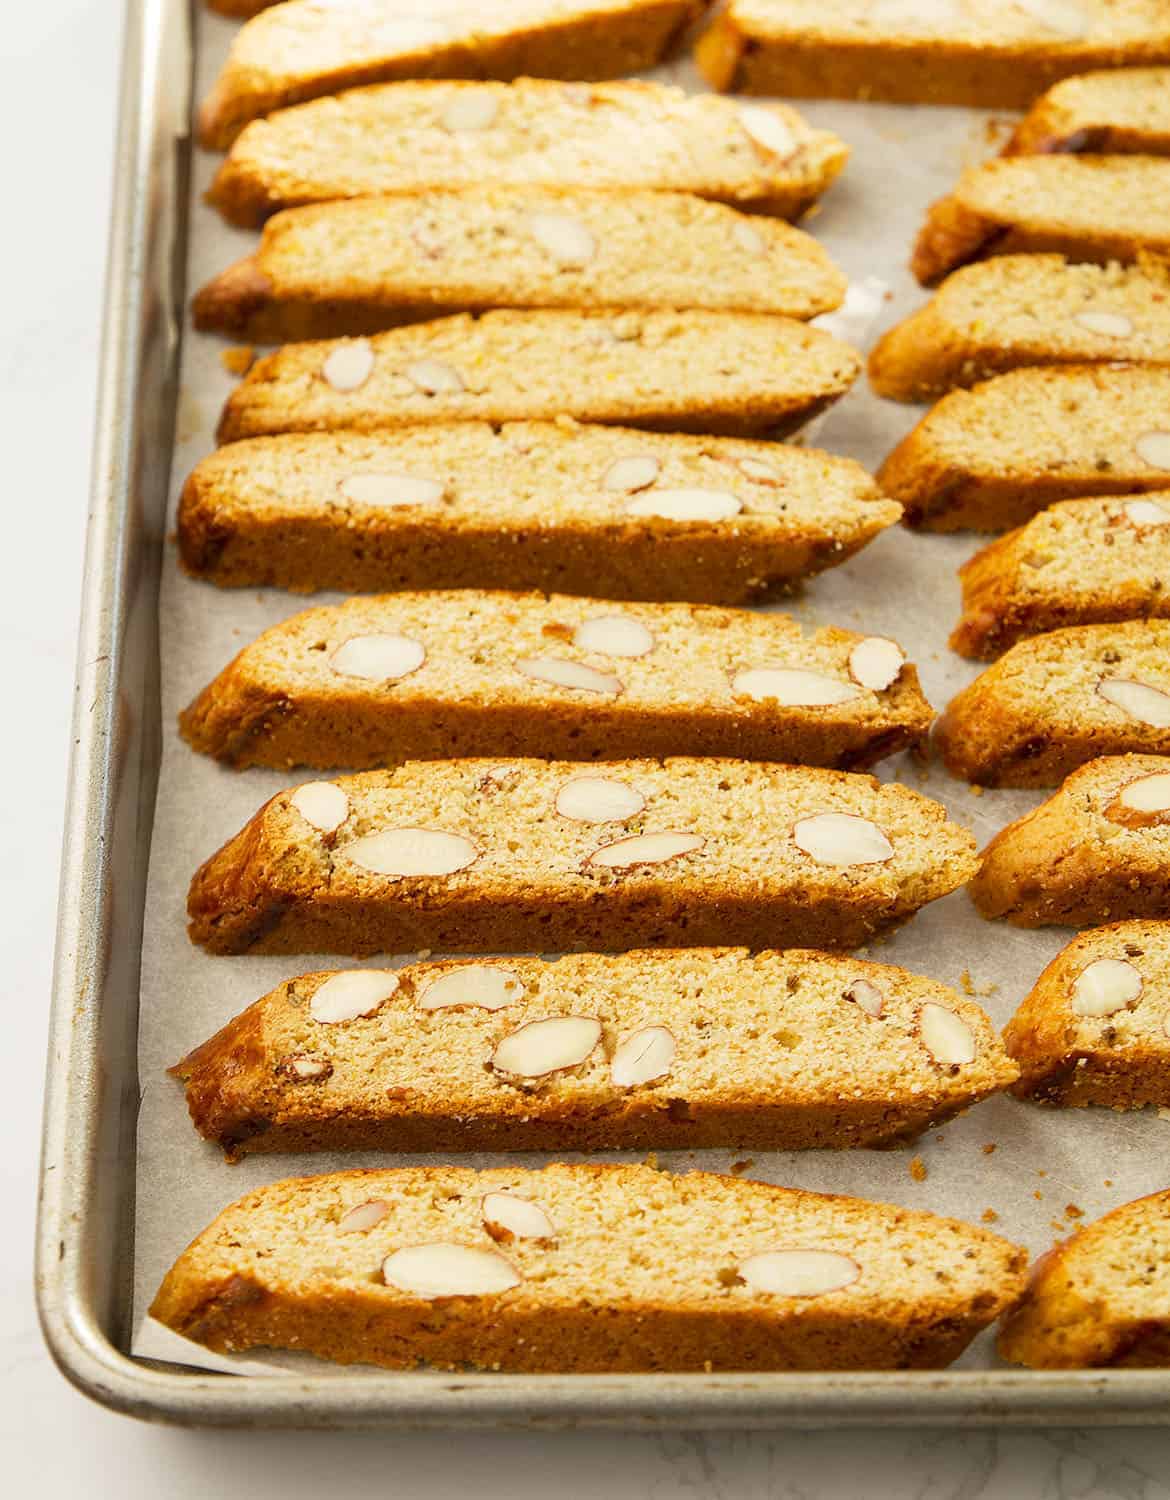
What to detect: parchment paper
<box><xmin>131</xmin><ymin>6</ymin><xmax>1169</xmax><ymax>1375</ymax></box>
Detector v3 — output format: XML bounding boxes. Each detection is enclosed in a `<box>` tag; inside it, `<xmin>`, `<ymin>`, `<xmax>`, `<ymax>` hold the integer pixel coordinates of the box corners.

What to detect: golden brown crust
<box><xmin>151</xmin><ymin>1163</ymin><xmax>1028</xmax><ymax>1373</ymax></box>
<box><xmin>173</xmin><ymin>951</ymin><xmax>1016</xmax><ymax>1158</ymax></box>
<box><xmin>1004</xmin><ymin>69</ymin><xmax>1170</xmax><ymax>157</ymax></box>
<box><xmin>968</xmin><ymin>754</ymin><xmax>1170</xmax><ymax>926</ymax></box>
<box><xmin>186</xmin><ymin>757</ymin><xmax>980</xmax><ymax>957</ymax></box>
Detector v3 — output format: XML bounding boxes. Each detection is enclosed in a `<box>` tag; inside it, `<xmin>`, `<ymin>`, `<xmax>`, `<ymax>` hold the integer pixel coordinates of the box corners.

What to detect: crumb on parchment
<box><xmin>982</xmin><ymin>1143</ymin><xmax>997</xmax><ymax>1155</ymax></box>
<box><xmin>981</xmin><ymin>1208</ymin><xmax>998</xmax><ymax>1223</ymax></box>
<box><xmin>730</xmin><ymin>1159</ymin><xmax>755</xmax><ymax>1176</ymax></box>
<box><xmin>909</xmin><ymin>1156</ymin><xmax>927</xmax><ymax>1183</ymax></box>
<box><xmin>960</xmin><ymin>969</ymin><xmax>975</xmax><ymax>996</ymax></box>
<box><xmin>1066</xmin><ymin>1203</ymin><xmax>1084</xmax><ymax>1218</ymax></box>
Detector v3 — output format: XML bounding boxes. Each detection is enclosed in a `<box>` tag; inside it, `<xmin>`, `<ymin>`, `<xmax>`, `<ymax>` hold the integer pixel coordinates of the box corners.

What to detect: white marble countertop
<box><xmin>6</xmin><ymin>1</ymin><xmax>1170</xmax><ymax>1491</ymax></box>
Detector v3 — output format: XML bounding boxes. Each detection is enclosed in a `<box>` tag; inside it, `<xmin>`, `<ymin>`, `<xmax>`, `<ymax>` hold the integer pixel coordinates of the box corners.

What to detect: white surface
<box><xmin>5</xmin><ymin>0</ymin><xmax>1170</xmax><ymax>1491</ymax></box>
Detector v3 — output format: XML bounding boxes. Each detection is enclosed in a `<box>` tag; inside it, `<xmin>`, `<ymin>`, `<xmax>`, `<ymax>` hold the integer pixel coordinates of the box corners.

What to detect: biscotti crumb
<box><xmin>1066</xmin><ymin>1204</ymin><xmax>1084</xmax><ymax>1218</ymax></box>
<box><xmin>220</xmin><ymin>345</ymin><xmax>254</xmax><ymax>376</ymax></box>
<box><xmin>730</xmin><ymin>1159</ymin><xmax>756</xmax><ymax>1176</ymax></box>
<box><xmin>982</xmin><ymin>1208</ymin><xmax>999</xmax><ymax>1223</ymax></box>
<box><xmin>982</xmin><ymin>1143</ymin><xmax>997</xmax><ymax>1155</ymax></box>
<box><xmin>960</xmin><ymin>969</ymin><xmax>975</xmax><ymax>996</ymax></box>
<box><xmin>909</xmin><ymin>1156</ymin><xmax>927</xmax><ymax>1183</ymax></box>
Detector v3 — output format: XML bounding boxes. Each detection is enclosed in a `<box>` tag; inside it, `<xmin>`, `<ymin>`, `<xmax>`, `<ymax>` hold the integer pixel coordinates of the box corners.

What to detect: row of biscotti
<box><xmin>204</xmin><ymin>1</ymin><xmax>1170</xmax><ymax>139</ymax></box>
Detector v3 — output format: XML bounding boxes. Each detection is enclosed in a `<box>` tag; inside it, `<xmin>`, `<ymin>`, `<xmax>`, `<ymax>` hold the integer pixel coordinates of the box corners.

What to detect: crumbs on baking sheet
<box><xmin>1104</xmin><ymin>1178</ymin><xmax>1113</xmax><ymax>1187</ymax></box>
<box><xmin>1034</xmin><ymin>1190</ymin><xmax>1043</xmax><ymax>1201</ymax></box>
<box><xmin>982</xmin><ymin>1142</ymin><xmax>997</xmax><ymax>1155</ymax></box>
<box><xmin>909</xmin><ymin>1156</ymin><xmax>927</xmax><ymax>1183</ymax></box>
<box><xmin>960</xmin><ymin>969</ymin><xmax>975</xmax><ymax>996</ymax></box>
<box><xmin>220</xmin><ymin>345</ymin><xmax>255</xmax><ymax>375</ymax></box>
<box><xmin>1065</xmin><ymin>1204</ymin><xmax>1084</xmax><ymax>1218</ymax></box>
<box><xmin>981</xmin><ymin>1208</ymin><xmax>999</xmax><ymax>1223</ymax></box>
<box><xmin>730</xmin><ymin>1159</ymin><xmax>755</xmax><ymax>1176</ymax></box>
<box><xmin>969</xmin><ymin>784</ymin><xmax>985</xmax><ymax>796</ymax></box>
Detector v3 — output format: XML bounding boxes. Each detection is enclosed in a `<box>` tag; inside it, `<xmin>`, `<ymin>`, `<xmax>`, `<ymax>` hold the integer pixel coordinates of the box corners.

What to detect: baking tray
<box><xmin>35</xmin><ymin>0</ymin><xmax>1170</xmax><ymax>1427</ymax></box>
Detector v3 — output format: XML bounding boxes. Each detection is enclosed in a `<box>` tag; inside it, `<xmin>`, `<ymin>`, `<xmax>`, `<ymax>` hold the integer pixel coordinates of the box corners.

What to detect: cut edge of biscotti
<box><xmin>172</xmin><ymin>948</ymin><xmax>1018</xmax><ymax>1158</ymax></box>
<box><xmin>214</xmin><ymin>309</ymin><xmax>863</xmax><ymax>445</ymax></box>
<box><xmin>177</xmin><ymin>589</ymin><xmax>934</xmax><ymax>772</ymax></box>
<box><xmin>935</xmin><ymin>619</ymin><xmax>1170</xmax><ymax>788</ymax></box>
<box><xmin>1002</xmin><ymin>920</ymin><xmax>1170</xmax><ymax>1109</ymax></box>
<box><xmin>150</xmin><ymin>1162</ymin><xmax>1029</xmax><ymax>1373</ymax></box>
<box><xmin>911</xmin><ymin>156</ymin><xmax>1170</xmax><ymax>288</ymax></box>
<box><xmin>191</xmin><ymin>189</ymin><xmax>848</xmax><ymax>344</ymax></box>
<box><xmin>998</xmin><ymin>1189</ymin><xmax>1170</xmax><ymax>1368</ymax></box>
<box><xmin>968</xmin><ymin>753</ymin><xmax>1170</xmax><ymax>928</ymax></box>
<box><xmin>205</xmin><ymin>80</ymin><xmax>849</xmax><ymax>229</ymax></box>
<box><xmin>876</xmin><ymin>364</ymin><xmax>1170</xmax><ymax>532</ymax></box>
<box><xmin>186</xmin><ymin>757</ymin><xmax>980</xmax><ymax>957</ymax></box>
<box><xmin>1005</xmin><ymin>67</ymin><xmax>1170</xmax><ymax>157</ymax></box>
<box><xmin>869</xmin><ymin>254</ymin><xmax>1170</xmax><ymax>403</ymax></box>
<box><xmin>198</xmin><ymin>0</ymin><xmax>712</xmax><ymax>149</ymax></box>
<box><xmin>950</xmin><ymin>490</ymin><xmax>1170</xmax><ymax>659</ymax></box>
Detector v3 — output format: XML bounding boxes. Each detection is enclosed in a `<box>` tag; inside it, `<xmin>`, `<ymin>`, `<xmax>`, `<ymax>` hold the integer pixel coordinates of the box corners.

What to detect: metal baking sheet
<box><xmin>36</xmin><ymin>0</ymin><xmax>1170</xmax><ymax>1426</ymax></box>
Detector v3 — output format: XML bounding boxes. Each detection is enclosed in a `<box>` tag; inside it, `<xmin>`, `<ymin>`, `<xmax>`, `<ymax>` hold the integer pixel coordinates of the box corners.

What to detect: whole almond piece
<box><xmin>331</xmin><ymin>633</ymin><xmax>425</xmax><ymax>682</ymax></box>
<box><xmin>289</xmin><ymin>781</ymin><xmax>349</xmax><ymax>834</ymax></box>
<box><xmin>732</xmin><ymin>667</ymin><xmax>858</xmax><ymax>707</ymax></box>
<box><xmin>417</xmin><ymin>965</ymin><xmax>525</xmax><ymax>1012</ymax></box>
<box><xmin>792</xmin><ymin>813</ymin><xmax>894</xmax><ymax>867</ymax></box>
<box><xmin>610</xmin><ymin>1025</ymin><xmax>676</xmax><ymax>1087</ymax></box>
<box><xmin>602</xmin><ymin>455</ymin><xmax>659</xmax><ymax>492</ymax></box>
<box><xmin>339</xmin><ymin>473</ymin><xmax>444</xmax><ymax>508</ymax></box>
<box><xmin>382</xmin><ymin>1243</ymin><xmax>520</xmax><ymax>1298</ymax></box>
<box><xmin>737</xmin><ymin>1248</ymin><xmax>860</xmax><ymax>1297</ymax></box>
<box><xmin>1136</xmin><ymin>431</ymin><xmax>1170</xmax><ymax>471</ymax></box>
<box><xmin>626</xmin><ymin>488</ymin><xmax>742</xmax><ymax>523</ymax></box>
<box><xmin>481</xmin><ymin>1192</ymin><xmax>556</xmax><ymax>1243</ymax></box>
<box><xmin>404</xmin><ymin>358</ymin><xmax>464</xmax><ymax>395</ymax></box>
<box><xmin>1096</xmin><ymin>678</ymin><xmax>1170</xmax><ymax>728</ymax></box>
<box><xmin>1122</xmin><ymin>498</ymin><xmax>1170</xmax><ymax>527</ymax></box>
<box><xmin>516</xmin><ymin>655</ymin><xmax>622</xmax><ymax>695</ymax></box>
<box><xmin>1070</xmin><ymin>957</ymin><xmax>1143</xmax><ymax>1017</ymax></box>
<box><xmin>739</xmin><ymin>105</ymin><xmax>797</xmax><ymax>160</ymax></box>
<box><xmin>441</xmin><ymin>91</ymin><xmax>499</xmax><ymax>132</ymax></box>
<box><xmin>310</xmin><ymin>970</ymin><xmax>400</xmax><ymax>1024</ymax></box>
<box><xmin>588</xmin><ymin>831</ymin><xmax>704</xmax><ymax>868</ymax></box>
<box><xmin>1074</xmin><ymin>309</ymin><xmax>1134</xmax><ymax>338</ymax></box>
<box><xmin>1117</xmin><ymin>770</ymin><xmax>1170</xmax><ymax>813</ymax></box>
<box><xmin>555</xmin><ymin>777</ymin><xmax>645</xmax><ymax>824</ymax></box>
<box><xmin>573</xmin><ymin>615</ymin><xmax>655</xmax><ymax>658</ymax></box>
<box><xmin>844</xmin><ymin>978</ymin><xmax>884</xmax><ymax>1018</ymax></box>
<box><xmin>849</xmin><ymin>637</ymin><xmax>905</xmax><ymax>692</ymax></box>
<box><xmin>528</xmin><ymin>211</ymin><xmax>596</xmax><ymax>266</ymax></box>
<box><xmin>322</xmin><ymin>340</ymin><xmax>374</xmax><ymax>392</ymax></box>
<box><xmin>341</xmin><ymin>828</ymin><xmax>479</xmax><ymax>878</ymax></box>
<box><xmin>490</xmin><ymin>1015</ymin><xmax>602</xmax><ymax>1079</ymax></box>
<box><xmin>338</xmin><ymin>1199</ymin><xmax>391</xmax><ymax>1234</ymax></box>
<box><xmin>919</xmin><ymin>1003</ymin><xmax>976</xmax><ymax>1066</ymax></box>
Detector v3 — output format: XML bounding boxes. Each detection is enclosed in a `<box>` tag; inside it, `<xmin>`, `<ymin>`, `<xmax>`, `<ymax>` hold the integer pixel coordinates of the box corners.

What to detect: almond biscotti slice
<box><xmin>969</xmin><ymin>753</ymin><xmax>1170</xmax><ymax>925</ymax></box>
<box><xmin>187</xmin><ymin>757</ymin><xmax>980</xmax><ymax>956</ymax></box>
<box><xmin>696</xmin><ymin>1</ymin><xmax>1170</xmax><ymax>108</ymax></box>
<box><xmin>151</xmin><ymin>1163</ymin><xmax>1027</xmax><ymax>1372</ymax></box>
<box><xmin>177</xmin><ymin>424</ymin><xmax>901</xmax><ymax>602</ymax></box>
<box><xmin>199</xmin><ymin>0</ymin><xmax>711</xmax><ymax>148</ymax></box>
<box><xmin>1006</xmin><ymin>67</ymin><xmax>1170</xmax><ymax>156</ymax></box>
<box><xmin>174</xmin><ymin>949</ymin><xmax>1017</xmax><ymax>1159</ymax></box>
<box><xmin>193</xmin><ymin>189</ymin><xmax>847</xmax><ymax>344</ymax></box>
<box><xmin>207</xmin><ymin>78</ymin><xmax>847</xmax><ymax>229</ymax></box>
<box><xmin>999</xmin><ymin>1189</ymin><xmax>1170</xmax><ymax>1367</ymax></box>
<box><xmin>936</xmin><ymin>621</ymin><xmax>1170</xmax><ymax>787</ymax></box>
<box><xmin>911</xmin><ymin>156</ymin><xmax>1170</xmax><ymax>286</ymax></box>
<box><xmin>215</xmin><ymin>310</ymin><xmax>862</xmax><ymax>444</ymax></box>
<box><xmin>876</xmin><ymin>366</ymin><xmax>1170</xmax><ymax>532</ymax></box>
<box><xmin>951</xmin><ymin>492</ymin><xmax>1170</xmax><ymax>659</ymax></box>
<box><xmin>180</xmin><ymin>591</ymin><xmax>932</xmax><ymax>773</ymax></box>
<box><xmin>1003</xmin><ymin>920</ymin><xmax>1170</xmax><ymax>1108</ymax></box>
<box><xmin>869</xmin><ymin>256</ymin><xmax>1170</xmax><ymax>403</ymax></box>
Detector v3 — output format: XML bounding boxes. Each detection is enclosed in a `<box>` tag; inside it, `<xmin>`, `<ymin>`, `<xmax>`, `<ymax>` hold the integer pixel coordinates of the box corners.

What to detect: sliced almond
<box><xmin>382</xmin><ymin>1243</ymin><xmax>520</xmax><ymax>1298</ymax></box>
<box><xmin>322</xmin><ymin>340</ymin><xmax>374</xmax><ymax>392</ymax></box>
<box><xmin>1117</xmin><ymin>770</ymin><xmax>1170</xmax><ymax>813</ymax></box>
<box><xmin>1073</xmin><ymin>309</ymin><xmax>1134</xmax><ymax>338</ymax></box>
<box><xmin>740</xmin><ymin>104</ymin><xmax>797</xmax><ymax>160</ymax></box>
<box><xmin>1070</xmin><ymin>957</ymin><xmax>1143</xmax><ymax>1017</ymax></box>
<box><xmin>737</xmin><ymin>1248</ymin><xmax>860</xmax><ymax>1297</ymax></box>
<box><xmin>276</xmin><ymin>1053</ymin><xmax>332</xmax><ymax>1082</ymax></box>
<box><xmin>588</xmin><ymin>831</ymin><xmax>704</xmax><ymax>868</ymax></box>
<box><xmin>404</xmin><ymin>358</ymin><xmax>464</xmax><ymax>395</ymax></box>
<box><xmin>417</xmin><ymin>965</ymin><xmax>525</xmax><ymax>1012</ymax></box>
<box><xmin>733</xmin><ymin>220</ymin><xmax>767</xmax><ymax>255</ymax></box>
<box><xmin>573</xmin><ymin>616</ymin><xmax>655</xmax><ymax>658</ymax></box>
<box><xmin>339</xmin><ymin>472</ymin><xmax>444</xmax><ymax>508</ymax></box>
<box><xmin>919</xmin><ymin>1003</ymin><xmax>976</xmax><ymax>1066</ymax></box>
<box><xmin>1122</xmin><ymin>498</ymin><xmax>1170</xmax><ymax>526</ymax></box>
<box><xmin>611</xmin><ymin>1025</ymin><xmax>676</xmax><ymax>1087</ymax></box>
<box><xmin>844</xmin><ymin>978</ymin><xmax>884</xmax><ymax>1018</ymax></box>
<box><xmin>341</xmin><ymin>828</ymin><xmax>479</xmax><ymax>878</ymax></box>
<box><xmin>289</xmin><ymin>781</ymin><xmax>349</xmax><ymax>834</ymax></box>
<box><xmin>1136</xmin><ymin>431</ymin><xmax>1170</xmax><ymax>471</ymax></box>
<box><xmin>330</xmin><ymin>633</ymin><xmax>425</xmax><ymax>683</ymax></box>
<box><xmin>1096</xmin><ymin>678</ymin><xmax>1170</xmax><ymax>728</ymax></box>
<box><xmin>737</xmin><ymin>457</ymin><xmax>780</xmax><ymax>484</ymax></box>
<box><xmin>481</xmin><ymin>1192</ymin><xmax>555</xmax><ymax>1243</ymax></box>
<box><xmin>1013</xmin><ymin>0</ymin><xmax>1089</xmax><ymax>38</ymax></box>
<box><xmin>732</xmin><ymin>667</ymin><xmax>859</xmax><ymax>707</ymax></box>
<box><xmin>528</xmin><ymin>211</ymin><xmax>596</xmax><ymax>266</ymax></box>
<box><xmin>490</xmin><ymin>1015</ymin><xmax>602</xmax><ymax>1079</ymax></box>
<box><xmin>792</xmin><ymin>813</ymin><xmax>894</xmax><ymax>866</ymax></box>
<box><xmin>849</xmin><ymin>637</ymin><xmax>905</xmax><ymax>692</ymax></box>
<box><xmin>515</xmin><ymin>655</ymin><xmax>622</xmax><ymax>695</ymax></box>
<box><xmin>440</xmin><ymin>91</ymin><xmax>499</xmax><ymax>132</ymax></box>
<box><xmin>338</xmin><ymin>1199</ymin><xmax>390</xmax><ymax>1234</ymax></box>
<box><xmin>602</xmin><ymin>454</ymin><xmax>659</xmax><ymax>492</ymax></box>
<box><xmin>555</xmin><ymin>777</ymin><xmax>645</xmax><ymax>823</ymax></box>
<box><xmin>626</xmin><ymin>488</ymin><xmax>742</xmax><ymax>523</ymax></box>
<box><xmin>310</xmin><ymin>969</ymin><xmax>400</xmax><ymax>1024</ymax></box>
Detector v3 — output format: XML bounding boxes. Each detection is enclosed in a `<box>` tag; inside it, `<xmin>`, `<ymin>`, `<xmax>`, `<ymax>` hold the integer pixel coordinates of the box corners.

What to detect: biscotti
<box><xmin>911</xmin><ymin>156</ymin><xmax>1170</xmax><ymax>286</ymax></box>
<box><xmin>187</xmin><ymin>757</ymin><xmax>980</xmax><ymax>956</ymax></box>
<box><xmin>215</xmin><ymin>310</ymin><xmax>862</xmax><ymax>445</ymax></box>
<box><xmin>1003</xmin><ymin>920</ymin><xmax>1170</xmax><ymax>1108</ymax></box>
<box><xmin>1006</xmin><ymin>67</ymin><xmax>1170</xmax><ymax>156</ymax></box>
<box><xmin>951</xmin><ymin>492</ymin><xmax>1170</xmax><ymax>658</ymax></box>
<box><xmin>999</xmin><ymin>1189</ymin><xmax>1170</xmax><ymax>1367</ymax></box>
<box><xmin>876</xmin><ymin>366</ymin><xmax>1170</xmax><ymax>532</ymax></box>
<box><xmin>968</xmin><ymin>753</ymin><xmax>1170</xmax><ymax>926</ymax></box>
<box><xmin>200</xmin><ymin>0</ymin><xmax>711</xmax><ymax>148</ymax></box>
<box><xmin>151</xmin><ymin>1163</ymin><xmax>1027</xmax><ymax>1372</ymax></box>
<box><xmin>173</xmin><ymin>949</ymin><xmax>1017</xmax><ymax>1158</ymax></box>
<box><xmin>936</xmin><ymin>621</ymin><xmax>1170</xmax><ymax>788</ymax></box>
<box><xmin>193</xmin><ymin>189</ymin><xmax>847</xmax><ymax>344</ymax></box>
<box><xmin>177</xmin><ymin>424</ymin><xmax>901</xmax><ymax>603</ymax></box>
<box><xmin>207</xmin><ymin>79</ymin><xmax>848</xmax><ymax>228</ymax></box>
<box><xmin>695</xmin><ymin>1</ymin><xmax>1170</xmax><ymax>109</ymax></box>
<box><xmin>180</xmin><ymin>591</ymin><xmax>932</xmax><ymax>773</ymax></box>
<box><xmin>869</xmin><ymin>255</ymin><xmax>1170</xmax><ymax>403</ymax></box>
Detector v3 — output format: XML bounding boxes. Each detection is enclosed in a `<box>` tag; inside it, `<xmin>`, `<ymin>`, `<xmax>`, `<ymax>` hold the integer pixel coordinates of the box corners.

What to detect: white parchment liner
<box><xmin>131</xmin><ymin>7</ymin><xmax>1168</xmax><ymax>1376</ymax></box>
